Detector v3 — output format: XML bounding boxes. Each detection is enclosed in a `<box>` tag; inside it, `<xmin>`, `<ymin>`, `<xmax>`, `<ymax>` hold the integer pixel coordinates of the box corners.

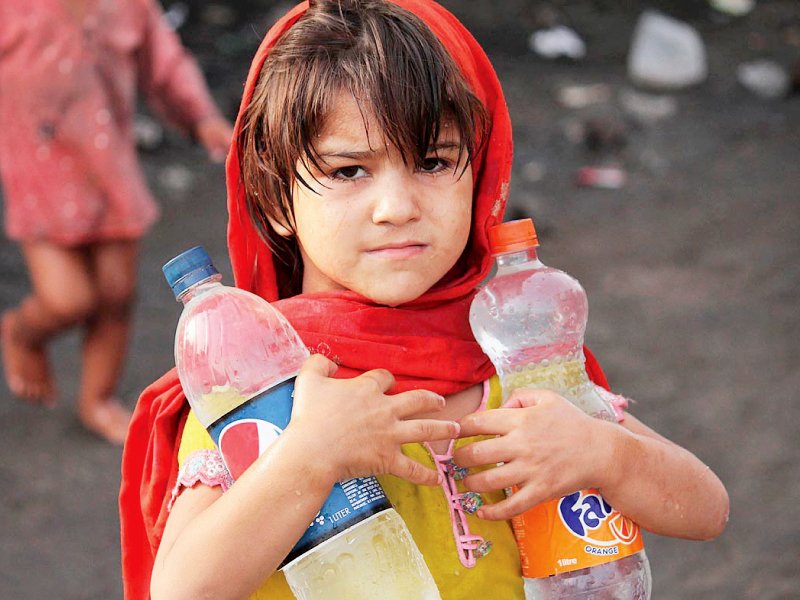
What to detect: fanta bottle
<box><xmin>164</xmin><ymin>246</ymin><xmax>441</xmax><ymax>600</ymax></box>
<box><xmin>469</xmin><ymin>220</ymin><xmax>652</xmax><ymax>599</ymax></box>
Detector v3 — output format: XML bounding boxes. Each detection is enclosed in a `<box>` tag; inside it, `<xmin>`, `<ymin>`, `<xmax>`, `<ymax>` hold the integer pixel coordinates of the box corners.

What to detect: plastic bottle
<box><xmin>469</xmin><ymin>220</ymin><xmax>652</xmax><ymax>599</ymax></box>
<box><xmin>163</xmin><ymin>246</ymin><xmax>441</xmax><ymax>600</ymax></box>
<box><xmin>627</xmin><ymin>11</ymin><xmax>707</xmax><ymax>91</ymax></box>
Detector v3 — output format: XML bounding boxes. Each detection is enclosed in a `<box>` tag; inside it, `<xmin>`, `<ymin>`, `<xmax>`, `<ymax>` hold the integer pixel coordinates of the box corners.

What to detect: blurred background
<box><xmin>1</xmin><ymin>0</ymin><xmax>798</xmax><ymax>598</ymax></box>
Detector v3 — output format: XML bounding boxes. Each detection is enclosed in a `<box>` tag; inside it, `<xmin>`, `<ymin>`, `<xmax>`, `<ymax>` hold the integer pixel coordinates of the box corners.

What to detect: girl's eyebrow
<box><xmin>318</xmin><ymin>141</ymin><xmax>462</xmax><ymax>161</ymax></box>
<box><xmin>429</xmin><ymin>141</ymin><xmax>462</xmax><ymax>152</ymax></box>
<box><xmin>318</xmin><ymin>149</ymin><xmax>379</xmax><ymax>160</ymax></box>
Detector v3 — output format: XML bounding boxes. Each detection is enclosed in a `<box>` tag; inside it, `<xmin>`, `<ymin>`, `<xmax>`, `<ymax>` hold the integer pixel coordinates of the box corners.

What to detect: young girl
<box><xmin>0</xmin><ymin>0</ymin><xmax>232</xmax><ymax>443</ymax></box>
<box><xmin>120</xmin><ymin>1</ymin><xmax>729</xmax><ymax>598</ymax></box>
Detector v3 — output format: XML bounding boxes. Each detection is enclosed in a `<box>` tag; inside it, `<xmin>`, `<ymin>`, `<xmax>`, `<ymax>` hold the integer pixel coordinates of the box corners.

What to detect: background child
<box><xmin>121</xmin><ymin>1</ymin><xmax>729</xmax><ymax>598</ymax></box>
<box><xmin>0</xmin><ymin>0</ymin><xmax>233</xmax><ymax>444</ymax></box>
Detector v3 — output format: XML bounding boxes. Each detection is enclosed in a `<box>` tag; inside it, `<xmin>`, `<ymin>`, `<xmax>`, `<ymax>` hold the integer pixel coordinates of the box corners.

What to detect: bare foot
<box><xmin>78</xmin><ymin>397</ymin><xmax>132</xmax><ymax>445</ymax></box>
<box><xmin>1</xmin><ymin>309</ymin><xmax>55</xmax><ymax>405</ymax></box>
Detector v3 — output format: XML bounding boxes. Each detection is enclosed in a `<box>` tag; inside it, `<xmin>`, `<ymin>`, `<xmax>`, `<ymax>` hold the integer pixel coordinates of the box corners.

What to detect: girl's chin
<box><xmin>359</xmin><ymin>287</ymin><xmax>427</xmax><ymax>307</ymax></box>
<box><xmin>338</xmin><ymin>272</ymin><xmax>451</xmax><ymax>306</ymax></box>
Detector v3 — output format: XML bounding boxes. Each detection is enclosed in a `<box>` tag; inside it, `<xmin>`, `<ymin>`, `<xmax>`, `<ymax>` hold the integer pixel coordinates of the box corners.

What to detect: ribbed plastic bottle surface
<box><xmin>469</xmin><ymin>226</ymin><xmax>651</xmax><ymax>599</ymax></box>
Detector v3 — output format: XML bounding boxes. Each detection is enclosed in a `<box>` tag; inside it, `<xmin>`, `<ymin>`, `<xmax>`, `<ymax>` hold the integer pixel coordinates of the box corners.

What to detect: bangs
<box><xmin>296</xmin><ymin>10</ymin><xmax>486</xmax><ymax>180</ymax></box>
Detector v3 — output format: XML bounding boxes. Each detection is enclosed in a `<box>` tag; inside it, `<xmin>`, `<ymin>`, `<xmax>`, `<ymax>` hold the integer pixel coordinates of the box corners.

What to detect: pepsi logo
<box><xmin>218</xmin><ymin>418</ymin><xmax>283</xmax><ymax>479</ymax></box>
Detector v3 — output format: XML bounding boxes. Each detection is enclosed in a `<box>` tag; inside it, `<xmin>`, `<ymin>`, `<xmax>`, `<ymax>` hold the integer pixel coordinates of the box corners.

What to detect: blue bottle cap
<box><xmin>162</xmin><ymin>246</ymin><xmax>219</xmax><ymax>299</ymax></box>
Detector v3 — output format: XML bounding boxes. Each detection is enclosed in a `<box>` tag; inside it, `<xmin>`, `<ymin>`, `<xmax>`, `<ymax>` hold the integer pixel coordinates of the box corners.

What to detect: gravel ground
<box><xmin>1</xmin><ymin>1</ymin><xmax>798</xmax><ymax>598</ymax></box>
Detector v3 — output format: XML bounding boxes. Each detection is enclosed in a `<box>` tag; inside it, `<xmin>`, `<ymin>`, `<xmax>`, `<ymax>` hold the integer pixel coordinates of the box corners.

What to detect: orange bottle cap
<box><xmin>488</xmin><ymin>219</ymin><xmax>539</xmax><ymax>255</ymax></box>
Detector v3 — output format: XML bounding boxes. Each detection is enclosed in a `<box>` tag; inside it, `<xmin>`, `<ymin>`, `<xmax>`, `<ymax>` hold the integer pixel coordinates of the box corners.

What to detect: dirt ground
<box><xmin>1</xmin><ymin>1</ymin><xmax>798</xmax><ymax>598</ymax></box>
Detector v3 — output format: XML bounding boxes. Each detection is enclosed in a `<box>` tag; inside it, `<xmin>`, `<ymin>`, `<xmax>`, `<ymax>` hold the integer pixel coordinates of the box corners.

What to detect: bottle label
<box><xmin>512</xmin><ymin>488</ymin><xmax>644</xmax><ymax>577</ymax></box>
<box><xmin>207</xmin><ymin>377</ymin><xmax>391</xmax><ymax>566</ymax></box>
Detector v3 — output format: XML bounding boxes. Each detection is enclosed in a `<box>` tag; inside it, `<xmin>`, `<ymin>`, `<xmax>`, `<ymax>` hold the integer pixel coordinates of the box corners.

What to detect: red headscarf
<box><xmin>119</xmin><ymin>2</ymin><xmax>608</xmax><ymax>597</ymax></box>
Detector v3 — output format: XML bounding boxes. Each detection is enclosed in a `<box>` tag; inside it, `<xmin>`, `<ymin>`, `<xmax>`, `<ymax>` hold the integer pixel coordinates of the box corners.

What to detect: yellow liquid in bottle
<box><xmin>283</xmin><ymin>510</ymin><xmax>441</xmax><ymax>600</ymax></box>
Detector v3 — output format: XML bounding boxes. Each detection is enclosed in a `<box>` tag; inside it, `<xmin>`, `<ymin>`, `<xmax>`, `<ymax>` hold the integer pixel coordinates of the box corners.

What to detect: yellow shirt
<box><xmin>177</xmin><ymin>376</ymin><xmax>524</xmax><ymax>599</ymax></box>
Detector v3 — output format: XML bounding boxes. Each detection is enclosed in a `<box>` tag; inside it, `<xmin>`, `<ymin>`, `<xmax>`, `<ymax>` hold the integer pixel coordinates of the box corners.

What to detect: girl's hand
<box><xmin>288</xmin><ymin>354</ymin><xmax>460</xmax><ymax>486</ymax></box>
<box><xmin>196</xmin><ymin>115</ymin><xmax>233</xmax><ymax>162</ymax></box>
<box><xmin>453</xmin><ymin>388</ymin><xmax>618</xmax><ymax>521</ymax></box>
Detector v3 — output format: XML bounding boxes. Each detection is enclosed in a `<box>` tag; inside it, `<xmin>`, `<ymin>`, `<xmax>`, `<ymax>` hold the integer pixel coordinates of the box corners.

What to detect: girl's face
<box><xmin>277</xmin><ymin>91</ymin><xmax>474</xmax><ymax>306</ymax></box>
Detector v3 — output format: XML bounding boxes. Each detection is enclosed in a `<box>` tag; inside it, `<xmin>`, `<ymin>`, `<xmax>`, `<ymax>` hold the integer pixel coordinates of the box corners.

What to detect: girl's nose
<box><xmin>371</xmin><ymin>171</ymin><xmax>421</xmax><ymax>226</ymax></box>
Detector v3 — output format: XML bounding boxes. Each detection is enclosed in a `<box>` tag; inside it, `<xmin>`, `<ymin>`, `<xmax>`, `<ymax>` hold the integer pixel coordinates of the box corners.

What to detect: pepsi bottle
<box><xmin>163</xmin><ymin>246</ymin><xmax>441</xmax><ymax>600</ymax></box>
<box><xmin>469</xmin><ymin>220</ymin><xmax>652</xmax><ymax>599</ymax></box>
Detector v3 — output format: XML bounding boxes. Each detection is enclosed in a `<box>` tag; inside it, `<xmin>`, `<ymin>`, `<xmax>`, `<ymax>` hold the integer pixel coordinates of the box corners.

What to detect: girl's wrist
<box><xmin>279</xmin><ymin>423</ymin><xmax>342</xmax><ymax>489</ymax></box>
<box><xmin>593</xmin><ymin>418</ymin><xmax>632</xmax><ymax>493</ymax></box>
<box><xmin>252</xmin><ymin>426</ymin><xmax>340</xmax><ymax>493</ymax></box>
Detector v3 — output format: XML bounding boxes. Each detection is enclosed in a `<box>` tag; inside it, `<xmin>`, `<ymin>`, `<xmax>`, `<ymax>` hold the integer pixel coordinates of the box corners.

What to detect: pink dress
<box><xmin>0</xmin><ymin>0</ymin><xmax>222</xmax><ymax>245</ymax></box>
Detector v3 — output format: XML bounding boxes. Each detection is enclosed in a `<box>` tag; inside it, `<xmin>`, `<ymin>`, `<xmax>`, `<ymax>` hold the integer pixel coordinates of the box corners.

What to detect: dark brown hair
<box><xmin>238</xmin><ymin>0</ymin><xmax>488</xmax><ymax>296</ymax></box>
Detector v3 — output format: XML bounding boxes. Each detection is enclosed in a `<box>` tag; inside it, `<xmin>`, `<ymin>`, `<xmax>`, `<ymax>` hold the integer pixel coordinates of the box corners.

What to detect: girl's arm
<box><xmin>151</xmin><ymin>427</ymin><xmax>336</xmax><ymax>600</ymax></box>
<box><xmin>598</xmin><ymin>410</ymin><xmax>729</xmax><ymax>539</ymax></box>
<box><xmin>151</xmin><ymin>355</ymin><xmax>459</xmax><ymax>600</ymax></box>
<box><xmin>454</xmin><ymin>389</ymin><xmax>729</xmax><ymax>541</ymax></box>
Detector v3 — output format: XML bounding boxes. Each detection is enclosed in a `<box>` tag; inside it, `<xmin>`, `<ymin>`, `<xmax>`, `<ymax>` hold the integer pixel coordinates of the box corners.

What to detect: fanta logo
<box><xmin>219</xmin><ymin>418</ymin><xmax>283</xmax><ymax>479</ymax></box>
<box><xmin>558</xmin><ymin>490</ymin><xmax>640</xmax><ymax>548</ymax></box>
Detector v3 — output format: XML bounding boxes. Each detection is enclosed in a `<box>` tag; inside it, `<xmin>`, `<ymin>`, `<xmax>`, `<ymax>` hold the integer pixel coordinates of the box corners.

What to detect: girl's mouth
<box><xmin>366</xmin><ymin>243</ymin><xmax>428</xmax><ymax>259</ymax></box>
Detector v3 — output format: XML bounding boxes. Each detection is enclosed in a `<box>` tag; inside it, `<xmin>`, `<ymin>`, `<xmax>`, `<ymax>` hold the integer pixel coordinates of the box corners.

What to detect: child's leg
<box><xmin>77</xmin><ymin>240</ymin><xmax>139</xmax><ymax>445</ymax></box>
<box><xmin>1</xmin><ymin>242</ymin><xmax>96</xmax><ymax>404</ymax></box>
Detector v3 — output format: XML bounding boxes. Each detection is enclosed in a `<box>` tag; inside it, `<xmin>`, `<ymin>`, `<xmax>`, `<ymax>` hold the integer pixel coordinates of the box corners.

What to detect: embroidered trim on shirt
<box><xmin>168</xmin><ymin>449</ymin><xmax>233</xmax><ymax>511</ymax></box>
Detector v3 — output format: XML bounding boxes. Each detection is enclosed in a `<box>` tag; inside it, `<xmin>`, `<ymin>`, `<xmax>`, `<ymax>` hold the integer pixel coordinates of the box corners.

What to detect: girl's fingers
<box><xmin>396</xmin><ymin>418</ymin><xmax>459</xmax><ymax>444</ymax></box>
<box><xmin>505</xmin><ymin>387</ymin><xmax>560</xmax><ymax>410</ymax></box>
<box><xmin>452</xmin><ymin>436</ymin><xmax>514</xmax><ymax>469</ymax></box>
<box><xmin>359</xmin><ymin>368</ymin><xmax>396</xmax><ymax>393</ymax></box>
<box><xmin>391</xmin><ymin>455</ymin><xmax>441</xmax><ymax>487</ymax></box>
<box><xmin>461</xmin><ymin>461</ymin><xmax>523</xmax><ymax>493</ymax></box>
<box><xmin>457</xmin><ymin>408</ymin><xmax>518</xmax><ymax>438</ymax></box>
<box><xmin>477</xmin><ymin>484</ymin><xmax>548</xmax><ymax>521</ymax></box>
<box><xmin>392</xmin><ymin>389</ymin><xmax>445</xmax><ymax>418</ymax></box>
<box><xmin>299</xmin><ymin>353</ymin><xmax>339</xmax><ymax>379</ymax></box>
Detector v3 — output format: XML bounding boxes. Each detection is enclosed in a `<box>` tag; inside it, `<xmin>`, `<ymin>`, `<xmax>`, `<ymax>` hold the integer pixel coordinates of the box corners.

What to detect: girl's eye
<box><xmin>419</xmin><ymin>157</ymin><xmax>452</xmax><ymax>174</ymax></box>
<box><xmin>330</xmin><ymin>165</ymin><xmax>367</xmax><ymax>180</ymax></box>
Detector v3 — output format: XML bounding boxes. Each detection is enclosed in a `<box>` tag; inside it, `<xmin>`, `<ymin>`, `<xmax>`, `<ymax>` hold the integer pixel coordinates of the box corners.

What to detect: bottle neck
<box><xmin>494</xmin><ymin>246</ymin><xmax>541</xmax><ymax>271</ymax></box>
<box><xmin>177</xmin><ymin>274</ymin><xmax>223</xmax><ymax>304</ymax></box>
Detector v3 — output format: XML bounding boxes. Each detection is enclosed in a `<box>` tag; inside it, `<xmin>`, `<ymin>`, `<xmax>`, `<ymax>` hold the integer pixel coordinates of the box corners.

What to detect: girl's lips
<box><xmin>366</xmin><ymin>244</ymin><xmax>428</xmax><ymax>259</ymax></box>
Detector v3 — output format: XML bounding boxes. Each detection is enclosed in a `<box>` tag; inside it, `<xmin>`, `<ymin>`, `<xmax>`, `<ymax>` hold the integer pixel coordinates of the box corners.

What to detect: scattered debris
<box><xmin>163</xmin><ymin>2</ymin><xmax>189</xmax><ymax>30</ymax></box>
<box><xmin>556</xmin><ymin>83</ymin><xmax>612</xmax><ymax>109</ymax></box>
<box><xmin>576</xmin><ymin>166</ymin><xmax>627</xmax><ymax>189</ymax></box>
<box><xmin>709</xmin><ymin>0</ymin><xmax>756</xmax><ymax>17</ymax></box>
<box><xmin>560</xmin><ymin>117</ymin><xmax>628</xmax><ymax>154</ymax></box>
<box><xmin>628</xmin><ymin>11</ymin><xmax>708</xmax><ymax>90</ymax></box>
<box><xmin>737</xmin><ymin>60</ymin><xmax>790</xmax><ymax>99</ymax></box>
<box><xmin>529</xmin><ymin>25</ymin><xmax>586</xmax><ymax>60</ymax></box>
<box><xmin>133</xmin><ymin>114</ymin><xmax>164</xmax><ymax>151</ymax></box>
<box><xmin>521</xmin><ymin>161</ymin><xmax>547</xmax><ymax>184</ymax></box>
<box><xmin>582</xmin><ymin>118</ymin><xmax>628</xmax><ymax>154</ymax></box>
<box><xmin>158</xmin><ymin>164</ymin><xmax>195</xmax><ymax>194</ymax></box>
<box><xmin>619</xmin><ymin>88</ymin><xmax>678</xmax><ymax>124</ymax></box>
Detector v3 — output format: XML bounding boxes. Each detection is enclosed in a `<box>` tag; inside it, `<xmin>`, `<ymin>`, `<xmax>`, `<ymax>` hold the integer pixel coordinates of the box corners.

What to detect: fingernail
<box><xmin>451</xmin><ymin>421</ymin><xmax>461</xmax><ymax>435</ymax></box>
